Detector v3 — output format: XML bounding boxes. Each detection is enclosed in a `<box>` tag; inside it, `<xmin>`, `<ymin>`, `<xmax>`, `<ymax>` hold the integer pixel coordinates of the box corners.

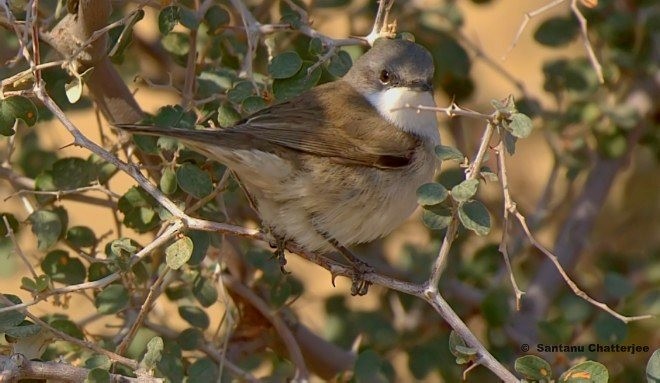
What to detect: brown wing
<box><xmin>116</xmin><ymin>81</ymin><xmax>419</xmax><ymax>169</ymax></box>
<box><xmin>227</xmin><ymin>80</ymin><xmax>420</xmax><ymax>168</ymax></box>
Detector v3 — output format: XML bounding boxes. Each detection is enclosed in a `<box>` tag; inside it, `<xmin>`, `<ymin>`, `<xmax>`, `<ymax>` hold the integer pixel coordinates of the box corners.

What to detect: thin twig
<box><xmin>0</xmin><ymin>222</ymin><xmax>183</xmax><ymax>315</ymax></box>
<box><xmin>4</xmin><ymin>183</ymin><xmax>121</xmax><ymax>202</ymax></box>
<box><xmin>511</xmin><ymin>210</ymin><xmax>653</xmax><ymax>323</ymax></box>
<box><xmin>3</xmin><ymin>216</ymin><xmax>38</xmax><ymax>279</ymax></box>
<box><xmin>505</xmin><ymin>0</ymin><xmax>604</xmax><ymax>83</ymax></box>
<box><xmin>115</xmin><ymin>268</ymin><xmax>170</xmax><ymax>356</ymax></box>
<box><xmin>0</xmin><ymin>294</ymin><xmax>139</xmax><ymax>370</ymax></box>
<box><xmin>570</xmin><ymin>0</ymin><xmax>604</xmax><ymax>83</ymax></box>
<box><xmin>495</xmin><ymin>143</ymin><xmax>526</xmax><ymax>310</ymax></box>
<box><xmin>222</xmin><ymin>274</ymin><xmax>310</xmax><ymax>382</ymax></box>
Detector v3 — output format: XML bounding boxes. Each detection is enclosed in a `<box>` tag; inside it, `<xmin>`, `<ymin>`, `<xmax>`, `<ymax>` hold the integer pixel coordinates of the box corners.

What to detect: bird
<box><xmin>115</xmin><ymin>38</ymin><xmax>440</xmax><ymax>295</ymax></box>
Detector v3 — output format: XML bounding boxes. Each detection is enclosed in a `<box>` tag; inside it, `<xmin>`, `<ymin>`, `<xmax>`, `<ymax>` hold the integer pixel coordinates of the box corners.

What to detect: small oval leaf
<box><xmin>458</xmin><ymin>200</ymin><xmax>491</xmax><ymax>236</ymax></box>
<box><xmin>515</xmin><ymin>355</ymin><xmax>552</xmax><ymax>380</ymax></box>
<box><xmin>559</xmin><ymin>360</ymin><xmax>609</xmax><ymax>383</ymax></box>
<box><xmin>268</xmin><ymin>51</ymin><xmax>303</xmax><ymax>79</ymax></box>
<box><xmin>416</xmin><ymin>183</ymin><xmax>449</xmax><ymax>206</ymax></box>
<box><xmin>176</xmin><ymin>164</ymin><xmax>213</xmax><ymax>199</ymax></box>
<box><xmin>165</xmin><ymin>236</ymin><xmax>194</xmax><ymax>270</ymax></box>
<box><xmin>434</xmin><ymin>145</ymin><xmax>464</xmax><ymax>161</ymax></box>
<box><xmin>451</xmin><ymin>179</ymin><xmax>479</xmax><ymax>202</ymax></box>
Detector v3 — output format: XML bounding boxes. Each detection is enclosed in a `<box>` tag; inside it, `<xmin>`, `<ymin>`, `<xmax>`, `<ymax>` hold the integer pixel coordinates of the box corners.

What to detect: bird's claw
<box><xmin>349</xmin><ymin>259</ymin><xmax>373</xmax><ymax>296</ymax></box>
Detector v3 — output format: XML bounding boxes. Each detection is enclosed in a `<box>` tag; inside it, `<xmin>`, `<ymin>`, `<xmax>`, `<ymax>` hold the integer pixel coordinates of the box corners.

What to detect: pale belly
<box><xmin>239</xmin><ymin>147</ymin><xmax>438</xmax><ymax>254</ymax></box>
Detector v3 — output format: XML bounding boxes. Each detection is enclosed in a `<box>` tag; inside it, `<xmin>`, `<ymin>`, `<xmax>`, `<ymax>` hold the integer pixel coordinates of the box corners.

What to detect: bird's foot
<box><xmin>268</xmin><ymin>235</ymin><xmax>290</xmax><ymax>274</ymax></box>
<box><xmin>349</xmin><ymin>258</ymin><xmax>374</xmax><ymax>296</ymax></box>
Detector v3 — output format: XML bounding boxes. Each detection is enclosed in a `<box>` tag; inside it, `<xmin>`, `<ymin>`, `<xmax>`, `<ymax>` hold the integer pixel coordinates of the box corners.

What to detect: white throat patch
<box><xmin>365</xmin><ymin>87</ymin><xmax>440</xmax><ymax>145</ymax></box>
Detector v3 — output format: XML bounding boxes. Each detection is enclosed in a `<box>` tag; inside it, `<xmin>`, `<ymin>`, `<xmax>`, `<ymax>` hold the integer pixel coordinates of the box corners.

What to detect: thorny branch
<box><xmin>506</xmin><ymin>0</ymin><xmax>604</xmax><ymax>83</ymax></box>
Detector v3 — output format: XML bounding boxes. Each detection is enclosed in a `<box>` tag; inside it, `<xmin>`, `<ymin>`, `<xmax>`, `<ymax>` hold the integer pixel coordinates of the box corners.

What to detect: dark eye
<box><xmin>379</xmin><ymin>69</ymin><xmax>391</xmax><ymax>84</ymax></box>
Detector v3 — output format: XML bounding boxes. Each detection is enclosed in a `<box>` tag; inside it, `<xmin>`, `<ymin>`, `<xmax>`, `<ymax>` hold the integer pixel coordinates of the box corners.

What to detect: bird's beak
<box><xmin>408</xmin><ymin>80</ymin><xmax>433</xmax><ymax>92</ymax></box>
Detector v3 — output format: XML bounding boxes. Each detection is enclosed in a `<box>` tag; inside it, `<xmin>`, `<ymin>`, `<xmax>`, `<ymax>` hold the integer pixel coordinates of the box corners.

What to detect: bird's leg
<box><xmin>327</xmin><ymin>239</ymin><xmax>374</xmax><ymax>296</ymax></box>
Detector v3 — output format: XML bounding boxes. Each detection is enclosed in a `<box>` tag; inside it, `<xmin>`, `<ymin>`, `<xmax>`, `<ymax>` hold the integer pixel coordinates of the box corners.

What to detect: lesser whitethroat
<box><xmin>115</xmin><ymin>38</ymin><xmax>440</xmax><ymax>295</ymax></box>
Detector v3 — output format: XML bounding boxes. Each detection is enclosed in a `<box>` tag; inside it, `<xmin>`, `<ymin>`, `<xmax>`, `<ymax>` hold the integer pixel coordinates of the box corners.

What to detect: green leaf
<box><xmin>157</xmin><ymin>136</ymin><xmax>181</xmax><ymax>152</ymax></box>
<box><xmin>50</xmin><ymin>318</ymin><xmax>85</xmax><ymax>339</ymax></box>
<box><xmin>308</xmin><ymin>38</ymin><xmax>323</xmax><ymax>55</ymax></box>
<box><xmin>193</xmin><ymin>275</ymin><xmax>217</xmax><ymax>307</ymax></box>
<box><xmin>132</xmin><ymin>134</ymin><xmax>158</xmax><ymax>154</ymax></box>
<box><xmin>326</xmin><ymin>50</ymin><xmax>352</xmax><ymax>77</ymax></box>
<box><xmin>534</xmin><ymin>16</ymin><xmax>578</xmax><ymax>47</ymax></box>
<box><xmin>85</xmin><ymin>368</ymin><xmax>110</xmax><ymax>383</ymax></box>
<box><xmin>450</xmin><ymin>179</ymin><xmax>479</xmax><ymax>202</ymax></box>
<box><xmin>421</xmin><ymin>206</ymin><xmax>452</xmax><ymax>230</ymax></box>
<box><xmin>354</xmin><ymin>349</ymin><xmax>389</xmax><ymax>383</ymax></box>
<box><xmin>108</xmin><ymin>10</ymin><xmax>144</xmax><ymax>60</ymax></box>
<box><xmin>65</xmin><ymin>76</ymin><xmax>84</xmax><ymax>103</ymax></box>
<box><xmin>458</xmin><ymin>200</ymin><xmax>491</xmax><ymax>236</ymax></box>
<box><xmin>118</xmin><ymin>187</ymin><xmax>160</xmax><ymax>233</ymax></box>
<box><xmin>160</xmin><ymin>167</ymin><xmax>178</xmax><ymax>195</ymax></box>
<box><xmin>142</xmin><ymin>336</ymin><xmax>164</xmax><ymax>370</ymax></box>
<box><xmin>178</xmin><ymin>305</ymin><xmax>210</xmax><ymax>329</ymax></box>
<box><xmin>162</xmin><ymin>32</ymin><xmax>190</xmax><ymax>56</ymax></box>
<box><xmin>21</xmin><ymin>276</ymin><xmax>50</xmax><ymax>294</ymax></box>
<box><xmin>559</xmin><ymin>361</ymin><xmax>608</xmax><ymax>383</ymax></box>
<box><xmin>491</xmin><ymin>95</ymin><xmax>516</xmax><ymax>114</ymax></box>
<box><xmin>241</xmin><ymin>95</ymin><xmax>267</xmax><ymax>114</ymax></box>
<box><xmin>515</xmin><ymin>355</ymin><xmax>552</xmax><ymax>380</ymax></box>
<box><xmin>217</xmin><ymin>104</ymin><xmax>241</xmax><ymax>127</ymax></box>
<box><xmin>33</xmin><ymin>172</ymin><xmax>56</xmax><ymax>204</ymax></box>
<box><xmin>153</xmin><ymin>105</ymin><xmax>197</xmax><ymax>129</ymax></box>
<box><xmin>176</xmin><ymin>328</ymin><xmax>203</xmax><ymax>350</ymax></box>
<box><xmin>502</xmin><ymin>130</ymin><xmax>517</xmax><ymax>155</ymax></box>
<box><xmin>178</xmin><ymin>7</ymin><xmax>198</xmax><ymax>30</ymax></box>
<box><xmin>156</xmin><ymin>341</ymin><xmax>184</xmax><ymax>382</ymax></box>
<box><xmin>176</xmin><ymin>163</ymin><xmax>213</xmax><ymax>199</ymax></box>
<box><xmin>165</xmin><ymin>236</ymin><xmax>194</xmax><ymax>270</ymax></box>
<box><xmin>268</xmin><ymin>51</ymin><xmax>303</xmax><ymax>79</ymax></box>
<box><xmin>188</xmin><ymin>230</ymin><xmax>210</xmax><ymax>265</ymax></box>
<box><xmin>449</xmin><ymin>331</ymin><xmax>477</xmax><ymax>364</ymax></box>
<box><xmin>85</xmin><ymin>355</ymin><xmax>111</xmax><ymax>370</ymax></box>
<box><xmin>594</xmin><ymin>313</ymin><xmax>627</xmax><ymax>343</ymax></box>
<box><xmin>204</xmin><ymin>5</ymin><xmax>229</xmax><ymax>35</ymax></box>
<box><xmin>65</xmin><ymin>226</ymin><xmax>96</xmax><ymax>248</ymax></box>
<box><xmin>0</xmin><ymin>96</ymin><xmax>38</xmax><ymax>136</ymax></box>
<box><xmin>647</xmin><ymin>349</ymin><xmax>660</xmax><ymax>383</ymax></box>
<box><xmin>434</xmin><ymin>145</ymin><xmax>464</xmax><ymax>161</ymax></box>
<box><xmin>41</xmin><ymin>250</ymin><xmax>86</xmax><ymax>285</ymax></box>
<box><xmin>95</xmin><ymin>284</ymin><xmax>129</xmax><ymax>314</ymax></box>
<box><xmin>604</xmin><ymin>272</ymin><xmax>633</xmax><ymax>299</ymax></box>
<box><xmin>88</xmin><ymin>154</ymin><xmax>117</xmax><ymax>184</ymax></box>
<box><xmin>188</xmin><ymin>358</ymin><xmax>218</xmax><ymax>381</ymax></box>
<box><xmin>88</xmin><ymin>262</ymin><xmax>112</xmax><ymax>282</ymax></box>
<box><xmin>273</xmin><ymin>61</ymin><xmax>322</xmax><ymax>101</ymax></box>
<box><xmin>0</xmin><ymin>294</ymin><xmax>25</xmax><ymax>331</ymax></box>
<box><xmin>4</xmin><ymin>323</ymin><xmax>42</xmax><ymax>338</ymax></box>
<box><xmin>28</xmin><ymin>210</ymin><xmax>62</xmax><ymax>251</ymax></box>
<box><xmin>508</xmin><ymin>113</ymin><xmax>533</xmax><ymax>138</ymax></box>
<box><xmin>416</xmin><ymin>183</ymin><xmax>448</xmax><ymax>206</ymax></box>
<box><xmin>227</xmin><ymin>81</ymin><xmax>254</xmax><ymax>104</ymax></box>
<box><xmin>481</xmin><ymin>289</ymin><xmax>510</xmax><ymax>326</ymax></box>
<box><xmin>52</xmin><ymin>157</ymin><xmax>95</xmax><ymax>189</ymax></box>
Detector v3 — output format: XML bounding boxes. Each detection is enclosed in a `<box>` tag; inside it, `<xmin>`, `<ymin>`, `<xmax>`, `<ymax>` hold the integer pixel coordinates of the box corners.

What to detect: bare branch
<box><xmin>0</xmin><ymin>354</ymin><xmax>162</xmax><ymax>383</ymax></box>
<box><xmin>506</xmin><ymin>0</ymin><xmax>604</xmax><ymax>83</ymax></box>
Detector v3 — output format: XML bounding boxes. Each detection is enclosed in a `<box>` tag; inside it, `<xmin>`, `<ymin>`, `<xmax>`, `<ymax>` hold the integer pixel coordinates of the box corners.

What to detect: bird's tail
<box><xmin>113</xmin><ymin>124</ymin><xmax>223</xmax><ymax>144</ymax></box>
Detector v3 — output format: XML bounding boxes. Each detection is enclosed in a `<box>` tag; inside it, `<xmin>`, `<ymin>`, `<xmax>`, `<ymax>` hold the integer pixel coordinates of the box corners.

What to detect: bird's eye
<box><xmin>379</xmin><ymin>69</ymin><xmax>391</xmax><ymax>84</ymax></box>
